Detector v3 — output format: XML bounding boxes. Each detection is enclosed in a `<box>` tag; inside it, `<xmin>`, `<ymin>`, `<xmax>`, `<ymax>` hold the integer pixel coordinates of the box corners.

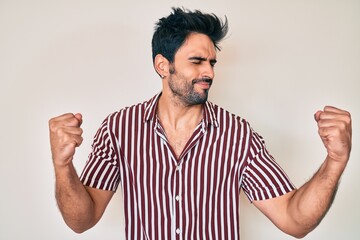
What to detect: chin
<box><xmin>188</xmin><ymin>94</ymin><xmax>208</xmax><ymax>105</ymax></box>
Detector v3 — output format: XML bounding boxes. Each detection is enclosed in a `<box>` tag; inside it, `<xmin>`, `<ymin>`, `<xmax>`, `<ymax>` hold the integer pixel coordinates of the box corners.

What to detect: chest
<box><xmin>118</xmin><ymin>126</ymin><xmax>244</xmax><ymax>240</ymax></box>
<box><xmin>164</xmin><ymin>127</ymin><xmax>194</xmax><ymax>159</ymax></box>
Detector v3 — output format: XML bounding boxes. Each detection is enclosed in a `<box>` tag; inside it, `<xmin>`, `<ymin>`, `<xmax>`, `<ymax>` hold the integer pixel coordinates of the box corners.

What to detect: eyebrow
<box><xmin>188</xmin><ymin>56</ymin><xmax>217</xmax><ymax>65</ymax></box>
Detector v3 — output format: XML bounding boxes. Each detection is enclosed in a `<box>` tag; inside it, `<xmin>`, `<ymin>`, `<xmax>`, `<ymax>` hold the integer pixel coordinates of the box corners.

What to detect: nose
<box><xmin>201</xmin><ymin>62</ymin><xmax>215</xmax><ymax>80</ymax></box>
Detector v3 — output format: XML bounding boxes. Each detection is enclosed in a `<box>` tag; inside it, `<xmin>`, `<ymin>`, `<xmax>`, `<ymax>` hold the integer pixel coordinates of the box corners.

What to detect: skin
<box><xmin>49</xmin><ymin>113</ymin><xmax>114</xmax><ymax>233</ymax></box>
<box><xmin>254</xmin><ymin>106</ymin><xmax>352</xmax><ymax>238</ymax></box>
<box><xmin>155</xmin><ymin>33</ymin><xmax>217</xmax><ymax>157</ymax></box>
<box><xmin>49</xmin><ymin>33</ymin><xmax>352</xmax><ymax>237</ymax></box>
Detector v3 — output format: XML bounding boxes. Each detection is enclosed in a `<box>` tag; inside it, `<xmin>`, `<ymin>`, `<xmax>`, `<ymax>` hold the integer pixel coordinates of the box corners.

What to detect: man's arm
<box><xmin>49</xmin><ymin>113</ymin><xmax>114</xmax><ymax>233</ymax></box>
<box><xmin>253</xmin><ymin>106</ymin><xmax>352</xmax><ymax>238</ymax></box>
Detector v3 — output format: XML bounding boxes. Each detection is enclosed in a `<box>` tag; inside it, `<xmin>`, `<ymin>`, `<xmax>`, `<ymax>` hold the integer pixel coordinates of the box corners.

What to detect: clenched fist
<box><xmin>49</xmin><ymin>113</ymin><xmax>83</xmax><ymax>167</ymax></box>
<box><xmin>314</xmin><ymin>106</ymin><xmax>352</xmax><ymax>165</ymax></box>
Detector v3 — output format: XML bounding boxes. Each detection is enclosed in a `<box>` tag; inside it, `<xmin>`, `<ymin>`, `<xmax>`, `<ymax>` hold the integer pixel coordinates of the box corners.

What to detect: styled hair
<box><xmin>152</xmin><ymin>7</ymin><xmax>228</xmax><ymax>63</ymax></box>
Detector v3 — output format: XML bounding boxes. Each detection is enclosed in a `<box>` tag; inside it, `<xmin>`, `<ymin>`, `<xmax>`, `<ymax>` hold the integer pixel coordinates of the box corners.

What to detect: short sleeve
<box><xmin>241</xmin><ymin>129</ymin><xmax>295</xmax><ymax>202</ymax></box>
<box><xmin>80</xmin><ymin>116</ymin><xmax>120</xmax><ymax>191</ymax></box>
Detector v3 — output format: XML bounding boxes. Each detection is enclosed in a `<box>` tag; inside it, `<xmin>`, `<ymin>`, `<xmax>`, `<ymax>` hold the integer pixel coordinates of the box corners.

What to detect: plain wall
<box><xmin>1</xmin><ymin>0</ymin><xmax>359</xmax><ymax>239</ymax></box>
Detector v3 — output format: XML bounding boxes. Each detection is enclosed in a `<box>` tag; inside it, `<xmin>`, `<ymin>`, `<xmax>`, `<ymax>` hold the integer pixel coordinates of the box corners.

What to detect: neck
<box><xmin>157</xmin><ymin>93</ymin><xmax>204</xmax><ymax>130</ymax></box>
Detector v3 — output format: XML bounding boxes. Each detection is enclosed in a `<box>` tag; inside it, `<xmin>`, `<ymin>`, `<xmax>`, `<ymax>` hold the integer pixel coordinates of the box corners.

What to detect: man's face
<box><xmin>167</xmin><ymin>33</ymin><xmax>217</xmax><ymax>106</ymax></box>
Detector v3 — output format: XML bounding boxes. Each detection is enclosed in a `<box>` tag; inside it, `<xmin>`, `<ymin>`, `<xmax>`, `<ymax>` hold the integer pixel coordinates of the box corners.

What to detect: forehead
<box><xmin>175</xmin><ymin>33</ymin><xmax>217</xmax><ymax>59</ymax></box>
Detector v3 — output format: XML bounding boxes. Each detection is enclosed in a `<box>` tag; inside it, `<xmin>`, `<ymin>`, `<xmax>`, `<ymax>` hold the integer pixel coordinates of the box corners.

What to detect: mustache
<box><xmin>192</xmin><ymin>78</ymin><xmax>213</xmax><ymax>85</ymax></box>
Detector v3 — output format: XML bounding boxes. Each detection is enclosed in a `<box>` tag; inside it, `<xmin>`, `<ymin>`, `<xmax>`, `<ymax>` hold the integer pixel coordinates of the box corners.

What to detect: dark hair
<box><xmin>152</xmin><ymin>7</ymin><xmax>228</xmax><ymax>63</ymax></box>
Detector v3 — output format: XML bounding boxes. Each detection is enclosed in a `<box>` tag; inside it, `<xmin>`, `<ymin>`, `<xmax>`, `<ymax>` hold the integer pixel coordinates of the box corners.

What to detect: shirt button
<box><xmin>175</xmin><ymin>195</ymin><xmax>181</xmax><ymax>201</ymax></box>
<box><xmin>176</xmin><ymin>228</ymin><xmax>181</xmax><ymax>234</ymax></box>
<box><xmin>176</xmin><ymin>166</ymin><xmax>181</xmax><ymax>171</ymax></box>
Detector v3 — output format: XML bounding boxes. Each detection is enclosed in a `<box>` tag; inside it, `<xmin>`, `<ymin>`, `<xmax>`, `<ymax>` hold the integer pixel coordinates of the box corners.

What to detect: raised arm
<box><xmin>253</xmin><ymin>106</ymin><xmax>352</xmax><ymax>238</ymax></box>
<box><xmin>49</xmin><ymin>113</ymin><xmax>114</xmax><ymax>233</ymax></box>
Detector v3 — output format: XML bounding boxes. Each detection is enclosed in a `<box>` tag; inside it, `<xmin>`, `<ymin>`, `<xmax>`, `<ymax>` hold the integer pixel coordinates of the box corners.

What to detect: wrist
<box><xmin>52</xmin><ymin>154</ymin><xmax>74</xmax><ymax>168</ymax></box>
<box><xmin>319</xmin><ymin>156</ymin><xmax>347</xmax><ymax>181</ymax></box>
<box><xmin>325</xmin><ymin>154</ymin><xmax>348</xmax><ymax>170</ymax></box>
<box><xmin>53</xmin><ymin>159</ymin><xmax>76</xmax><ymax>177</ymax></box>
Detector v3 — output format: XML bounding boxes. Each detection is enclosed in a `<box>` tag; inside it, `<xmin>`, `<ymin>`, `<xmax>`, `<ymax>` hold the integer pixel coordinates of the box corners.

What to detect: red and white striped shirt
<box><xmin>80</xmin><ymin>93</ymin><xmax>295</xmax><ymax>240</ymax></box>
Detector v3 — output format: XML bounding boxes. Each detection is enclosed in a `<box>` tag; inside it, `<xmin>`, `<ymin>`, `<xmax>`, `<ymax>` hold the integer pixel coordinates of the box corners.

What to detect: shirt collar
<box><xmin>144</xmin><ymin>92</ymin><xmax>219</xmax><ymax>128</ymax></box>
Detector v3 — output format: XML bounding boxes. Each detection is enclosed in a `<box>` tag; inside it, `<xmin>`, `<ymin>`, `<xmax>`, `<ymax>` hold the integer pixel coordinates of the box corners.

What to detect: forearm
<box><xmin>254</xmin><ymin>107</ymin><xmax>351</xmax><ymax>238</ymax></box>
<box><xmin>54</xmin><ymin>163</ymin><xmax>96</xmax><ymax>233</ymax></box>
<box><xmin>287</xmin><ymin>156</ymin><xmax>346</xmax><ymax>236</ymax></box>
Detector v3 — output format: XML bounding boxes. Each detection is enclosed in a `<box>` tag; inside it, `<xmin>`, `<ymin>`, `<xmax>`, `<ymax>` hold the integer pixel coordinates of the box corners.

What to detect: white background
<box><xmin>1</xmin><ymin>0</ymin><xmax>359</xmax><ymax>239</ymax></box>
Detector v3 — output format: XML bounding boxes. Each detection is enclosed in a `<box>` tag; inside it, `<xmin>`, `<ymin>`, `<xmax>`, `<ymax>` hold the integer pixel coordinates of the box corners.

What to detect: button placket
<box><xmin>174</xmin><ymin>163</ymin><xmax>182</xmax><ymax>239</ymax></box>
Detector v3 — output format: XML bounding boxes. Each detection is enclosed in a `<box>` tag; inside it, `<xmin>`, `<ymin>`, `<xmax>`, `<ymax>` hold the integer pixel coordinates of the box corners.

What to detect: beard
<box><xmin>168</xmin><ymin>66</ymin><xmax>212</xmax><ymax>106</ymax></box>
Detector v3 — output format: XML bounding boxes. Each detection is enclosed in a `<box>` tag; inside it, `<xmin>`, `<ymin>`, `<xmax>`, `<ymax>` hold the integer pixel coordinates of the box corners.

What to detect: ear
<box><xmin>154</xmin><ymin>54</ymin><xmax>170</xmax><ymax>78</ymax></box>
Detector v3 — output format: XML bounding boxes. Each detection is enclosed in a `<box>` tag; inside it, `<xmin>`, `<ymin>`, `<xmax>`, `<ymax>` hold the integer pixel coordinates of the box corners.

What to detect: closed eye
<box><xmin>189</xmin><ymin>57</ymin><xmax>205</xmax><ymax>64</ymax></box>
<box><xmin>189</xmin><ymin>56</ymin><xmax>217</xmax><ymax>67</ymax></box>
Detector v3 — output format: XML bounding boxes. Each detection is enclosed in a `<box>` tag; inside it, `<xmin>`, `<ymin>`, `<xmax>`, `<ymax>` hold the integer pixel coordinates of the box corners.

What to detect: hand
<box><xmin>314</xmin><ymin>106</ymin><xmax>352</xmax><ymax>165</ymax></box>
<box><xmin>49</xmin><ymin>113</ymin><xmax>83</xmax><ymax>167</ymax></box>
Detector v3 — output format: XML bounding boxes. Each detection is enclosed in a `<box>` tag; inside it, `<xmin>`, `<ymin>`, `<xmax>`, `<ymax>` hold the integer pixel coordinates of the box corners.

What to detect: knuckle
<box><xmin>79</xmin><ymin>137</ymin><xmax>84</xmax><ymax>145</ymax></box>
<box><xmin>55</xmin><ymin>127</ymin><xmax>64</xmax><ymax>136</ymax></box>
<box><xmin>48</xmin><ymin>118</ymin><xmax>57</xmax><ymax>129</ymax></box>
<box><xmin>339</xmin><ymin>121</ymin><xmax>347</xmax><ymax>130</ymax></box>
<box><xmin>318</xmin><ymin>128</ymin><xmax>324</xmax><ymax>135</ymax></box>
<box><xmin>68</xmin><ymin>117</ymin><xmax>80</xmax><ymax>126</ymax></box>
<box><xmin>340</xmin><ymin>117</ymin><xmax>351</xmax><ymax>128</ymax></box>
<box><xmin>345</xmin><ymin>114</ymin><xmax>351</xmax><ymax>124</ymax></box>
<box><xmin>340</xmin><ymin>110</ymin><xmax>351</xmax><ymax>120</ymax></box>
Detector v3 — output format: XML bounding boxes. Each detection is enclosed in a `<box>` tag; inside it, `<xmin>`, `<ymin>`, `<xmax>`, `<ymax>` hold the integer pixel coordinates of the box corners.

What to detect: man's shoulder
<box><xmin>107</xmin><ymin>100</ymin><xmax>148</xmax><ymax>117</ymax></box>
<box><xmin>208</xmin><ymin>101</ymin><xmax>248</xmax><ymax>124</ymax></box>
<box><xmin>106</xmin><ymin>94</ymin><xmax>158</xmax><ymax>121</ymax></box>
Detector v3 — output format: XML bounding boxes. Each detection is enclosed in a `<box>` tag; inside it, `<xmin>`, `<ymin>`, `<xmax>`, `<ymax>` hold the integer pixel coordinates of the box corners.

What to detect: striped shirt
<box><xmin>80</xmin><ymin>93</ymin><xmax>295</xmax><ymax>240</ymax></box>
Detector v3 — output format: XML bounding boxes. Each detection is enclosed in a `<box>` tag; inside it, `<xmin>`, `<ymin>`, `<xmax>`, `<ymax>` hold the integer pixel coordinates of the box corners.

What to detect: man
<box><xmin>49</xmin><ymin>8</ymin><xmax>352</xmax><ymax>239</ymax></box>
